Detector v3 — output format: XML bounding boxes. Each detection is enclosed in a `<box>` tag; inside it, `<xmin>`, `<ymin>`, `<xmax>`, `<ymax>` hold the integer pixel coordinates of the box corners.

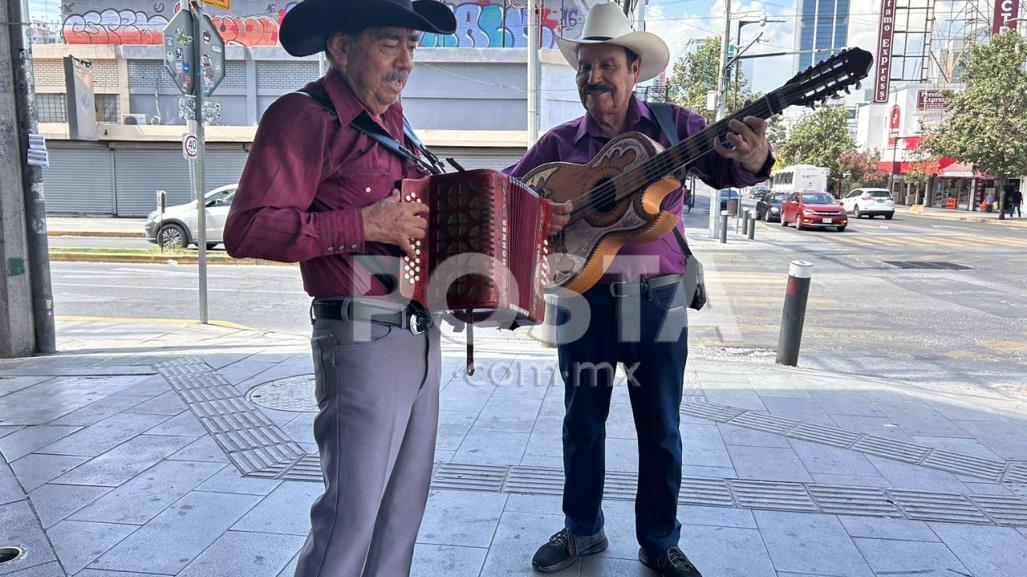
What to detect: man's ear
<box><xmin>631</xmin><ymin>58</ymin><xmax>641</xmax><ymax>83</ymax></box>
<box><xmin>326</xmin><ymin>32</ymin><xmax>350</xmax><ymax>69</ymax></box>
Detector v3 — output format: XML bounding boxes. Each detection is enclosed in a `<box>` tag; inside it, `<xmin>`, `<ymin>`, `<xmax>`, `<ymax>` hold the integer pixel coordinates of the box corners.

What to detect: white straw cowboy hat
<box><xmin>280</xmin><ymin>0</ymin><xmax>456</xmax><ymax>57</ymax></box>
<box><xmin>555</xmin><ymin>2</ymin><xmax>670</xmax><ymax>82</ymax></box>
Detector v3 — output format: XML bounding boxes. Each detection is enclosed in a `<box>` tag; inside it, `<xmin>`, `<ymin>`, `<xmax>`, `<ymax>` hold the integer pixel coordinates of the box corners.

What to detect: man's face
<box><xmin>575</xmin><ymin>44</ymin><xmax>640</xmax><ymax>117</ymax></box>
<box><xmin>329</xmin><ymin>27</ymin><xmax>420</xmax><ymax>115</ymax></box>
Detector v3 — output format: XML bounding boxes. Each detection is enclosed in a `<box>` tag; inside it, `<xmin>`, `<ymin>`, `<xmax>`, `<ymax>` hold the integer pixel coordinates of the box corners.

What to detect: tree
<box><xmin>837</xmin><ymin>149</ymin><xmax>886</xmax><ymax>186</ymax></box>
<box><xmin>923</xmin><ymin>30</ymin><xmax>1027</xmax><ymax>219</ymax></box>
<box><xmin>778</xmin><ymin>105</ymin><xmax>856</xmax><ymax>183</ymax></box>
<box><xmin>667</xmin><ymin>36</ymin><xmax>753</xmax><ymax>124</ymax></box>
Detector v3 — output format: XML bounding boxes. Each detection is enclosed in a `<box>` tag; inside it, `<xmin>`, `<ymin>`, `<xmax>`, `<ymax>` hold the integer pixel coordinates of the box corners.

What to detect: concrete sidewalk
<box><xmin>46</xmin><ymin>217</ymin><xmax>145</xmax><ymax>238</ymax></box>
<box><xmin>2</xmin><ymin>320</ymin><xmax>1027</xmax><ymax>577</ymax></box>
<box><xmin>899</xmin><ymin>205</ymin><xmax>1027</xmax><ymax>225</ymax></box>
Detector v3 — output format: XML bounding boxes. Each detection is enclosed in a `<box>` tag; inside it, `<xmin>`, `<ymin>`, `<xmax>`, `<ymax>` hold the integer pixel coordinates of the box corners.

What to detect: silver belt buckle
<box><xmin>409</xmin><ymin>312</ymin><xmax>430</xmax><ymax>335</ymax></box>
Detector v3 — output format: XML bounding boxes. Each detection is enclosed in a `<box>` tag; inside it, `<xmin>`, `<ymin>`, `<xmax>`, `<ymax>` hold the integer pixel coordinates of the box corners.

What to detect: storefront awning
<box><xmin>936</xmin><ymin>161</ymin><xmax>994</xmax><ymax>179</ymax></box>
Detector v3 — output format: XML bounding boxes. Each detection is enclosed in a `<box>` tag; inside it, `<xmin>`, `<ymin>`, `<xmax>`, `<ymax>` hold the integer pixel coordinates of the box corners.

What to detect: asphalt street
<box><xmin>49</xmin><ymin>200</ymin><xmax>1027</xmax><ymax>394</ymax></box>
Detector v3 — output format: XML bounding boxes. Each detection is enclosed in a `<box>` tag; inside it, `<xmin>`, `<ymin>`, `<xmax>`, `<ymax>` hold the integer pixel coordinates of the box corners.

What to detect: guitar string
<box><xmin>560</xmin><ymin>64</ymin><xmax>860</xmax><ymax>220</ymax></box>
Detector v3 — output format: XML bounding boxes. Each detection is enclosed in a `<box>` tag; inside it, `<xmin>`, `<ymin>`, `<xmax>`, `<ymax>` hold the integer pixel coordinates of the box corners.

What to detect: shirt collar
<box><xmin>322</xmin><ymin>68</ymin><xmax>404</xmax><ymax>127</ymax></box>
<box><xmin>574</xmin><ymin>95</ymin><xmax>653</xmax><ymax>143</ymax></box>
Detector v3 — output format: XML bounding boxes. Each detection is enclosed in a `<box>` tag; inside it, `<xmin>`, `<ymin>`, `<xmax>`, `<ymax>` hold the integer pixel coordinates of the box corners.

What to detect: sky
<box><xmin>644</xmin><ymin>0</ymin><xmax>887</xmax><ymax>94</ymax></box>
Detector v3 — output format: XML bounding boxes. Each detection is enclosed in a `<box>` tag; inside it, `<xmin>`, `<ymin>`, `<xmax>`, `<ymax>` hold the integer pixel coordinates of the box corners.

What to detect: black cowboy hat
<box><xmin>280</xmin><ymin>0</ymin><xmax>457</xmax><ymax>57</ymax></box>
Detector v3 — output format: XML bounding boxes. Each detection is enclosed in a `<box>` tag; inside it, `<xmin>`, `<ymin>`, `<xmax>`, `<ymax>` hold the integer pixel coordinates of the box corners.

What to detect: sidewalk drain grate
<box><xmin>0</xmin><ymin>547</ymin><xmax>24</xmax><ymax>564</ymax></box>
<box><xmin>885</xmin><ymin>261</ymin><xmax>972</xmax><ymax>270</ymax></box>
<box><xmin>246</xmin><ymin>375</ymin><xmax>317</xmax><ymax>412</ymax></box>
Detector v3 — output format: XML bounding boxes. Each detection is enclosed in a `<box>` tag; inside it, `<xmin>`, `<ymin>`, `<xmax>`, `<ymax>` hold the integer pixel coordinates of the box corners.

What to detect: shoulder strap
<box><xmin>295</xmin><ymin>90</ymin><xmax>444</xmax><ymax>175</ymax></box>
<box><xmin>649</xmin><ymin>102</ymin><xmax>680</xmax><ymax>146</ymax></box>
<box><xmin>650</xmin><ymin>102</ymin><xmax>694</xmax><ymax>257</ymax></box>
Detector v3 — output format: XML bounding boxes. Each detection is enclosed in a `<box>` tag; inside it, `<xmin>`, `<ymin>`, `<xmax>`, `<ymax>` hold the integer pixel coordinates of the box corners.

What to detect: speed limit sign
<box><xmin>182</xmin><ymin>132</ymin><xmax>198</xmax><ymax>160</ymax></box>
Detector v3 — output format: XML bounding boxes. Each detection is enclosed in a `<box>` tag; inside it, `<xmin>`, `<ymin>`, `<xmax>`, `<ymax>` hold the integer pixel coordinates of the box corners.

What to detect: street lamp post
<box><xmin>733</xmin><ymin>15</ymin><xmax>785</xmax><ymax>105</ymax></box>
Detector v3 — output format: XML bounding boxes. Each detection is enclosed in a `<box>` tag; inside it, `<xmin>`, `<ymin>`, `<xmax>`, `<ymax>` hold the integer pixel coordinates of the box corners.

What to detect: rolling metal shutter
<box><xmin>112</xmin><ymin>145</ymin><xmax>248</xmax><ymax>217</ymax></box>
<box><xmin>432</xmin><ymin>147</ymin><xmax>526</xmax><ymax>172</ymax></box>
<box><xmin>42</xmin><ymin>143</ymin><xmax>115</xmax><ymax>214</ymax></box>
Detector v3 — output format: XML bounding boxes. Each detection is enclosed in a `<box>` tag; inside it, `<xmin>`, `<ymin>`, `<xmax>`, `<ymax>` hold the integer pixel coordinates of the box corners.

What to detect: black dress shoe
<box><xmin>532</xmin><ymin>528</ymin><xmax>608</xmax><ymax>573</ymax></box>
<box><xmin>639</xmin><ymin>546</ymin><xmax>703</xmax><ymax>577</ymax></box>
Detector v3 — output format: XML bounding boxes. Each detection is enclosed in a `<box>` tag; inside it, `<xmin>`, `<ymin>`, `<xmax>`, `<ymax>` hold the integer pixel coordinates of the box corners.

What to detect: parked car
<box><xmin>144</xmin><ymin>184</ymin><xmax>237</xmax><ymax>249</ymax></box>
<box><xmin>841</xmin><ymin>187</ymin><xmax>895</xmax><ymax>219</ymax></box>
<box><xmin>755</xmin><ymin>192</ymin><xmax>789</xmax><ymax>222</ymax></box>
<box><xmin>719</xmin><ymin>188</ymin><xmax>741</xmax><ymax>212</ymax></box>
<box><xmin>781</xmin><ymin>191</ymin><xmax>848</xmax><ymax>231</ymax></box>
<box><xmin>749</xmin><ymin>185</ymin><xmax>770</xmax><ymax>200</ymax></box>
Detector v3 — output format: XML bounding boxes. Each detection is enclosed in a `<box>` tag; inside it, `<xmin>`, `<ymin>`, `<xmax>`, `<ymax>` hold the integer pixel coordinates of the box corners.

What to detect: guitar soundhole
<box><xmin>589</xmin><ymin>178</ymin><xmax>618</xmax><ymax>214</ymax></box>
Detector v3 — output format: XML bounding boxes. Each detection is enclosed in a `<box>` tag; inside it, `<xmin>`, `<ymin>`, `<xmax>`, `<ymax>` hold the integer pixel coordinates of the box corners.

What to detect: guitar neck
<box><xmin>623</xmin><ymin>96</ymin><xmax>779</xmax><ymax>197</ymax></box>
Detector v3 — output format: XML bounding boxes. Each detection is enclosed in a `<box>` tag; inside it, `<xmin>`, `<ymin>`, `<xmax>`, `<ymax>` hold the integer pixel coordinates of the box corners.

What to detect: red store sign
<box><xmin>993</xmin><ymin>0</ymin><xmax>1020</xmax><ymax>33</ymax></box>
<box><xmin>874</xmin><ymin>0</ymin><xmax>896</xmax><ymax>103</ymax></box>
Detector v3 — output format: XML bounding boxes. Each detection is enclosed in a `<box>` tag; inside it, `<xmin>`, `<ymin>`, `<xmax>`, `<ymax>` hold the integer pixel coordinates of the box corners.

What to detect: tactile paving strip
<box><xmin>679</xmin><ymin>401</ymin><xmax>1015</xmax><ymax>483</ymax></box>
<box><xmin>155</xmin><ymin>359</ymin><xmax>1027</xmax><ymax>526</ymax></box>
<box><xmin>156</xmin><ymin>358</ymin><xmax>306</xmax><ymax>475</ymax></box>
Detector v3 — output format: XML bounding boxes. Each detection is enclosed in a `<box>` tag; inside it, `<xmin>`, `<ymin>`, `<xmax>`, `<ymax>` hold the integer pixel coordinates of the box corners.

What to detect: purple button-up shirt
<box><xmin>505</xmin><ymin>97</ymin><xmax>772</xmax><ymax>280</ymax></box>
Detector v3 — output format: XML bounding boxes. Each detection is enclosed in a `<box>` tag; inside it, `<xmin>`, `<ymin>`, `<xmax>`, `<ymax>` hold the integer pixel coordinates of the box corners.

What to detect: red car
<box><xmin>781</xmin><ymin>191</ymin><xmax>848</xmax><ymax>231</ymax></box>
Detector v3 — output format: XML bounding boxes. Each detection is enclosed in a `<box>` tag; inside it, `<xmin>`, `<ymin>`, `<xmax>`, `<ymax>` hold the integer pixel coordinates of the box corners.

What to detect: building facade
<box><xmin>32</xmin><ymin>0</ymin><xmax>613</xmax><ymax>216</ymax></box>
<box><xmin>794</xmin><ymin>0</ymin><xmax>850</xmax><ymax>71</ymax></box>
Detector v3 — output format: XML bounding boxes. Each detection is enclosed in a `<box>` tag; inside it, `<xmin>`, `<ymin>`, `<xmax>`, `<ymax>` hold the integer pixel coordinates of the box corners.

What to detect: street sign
<box><xmin>163</xmin><ymin>10</ymin><xmax>196</xmax><ymax>95</ymax></box>
<box><xmin>203</xmin><ymin>0</ymin><xmax>230</xmax><ymax>9</ymax></box>
<box><xmin>163</xmin><ymin>8</ymin><xmax>225</xmax><ymax>96</ymax></box>
<box><xmin>182</xmin><ymin>132</ymin><xmax>198</xmax><ymax>160</ymax></box>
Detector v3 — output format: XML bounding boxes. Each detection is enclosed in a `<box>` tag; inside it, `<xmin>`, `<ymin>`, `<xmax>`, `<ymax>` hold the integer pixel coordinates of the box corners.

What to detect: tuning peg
<box><xmin>844</xmin><ymin>87</ymin><xmax>851</xmax><ymax>94</ymax></box>
<box><xmin>854</xmin><ymin>82</ymin><xmax>862</xmax><ymax>90</ymax></box>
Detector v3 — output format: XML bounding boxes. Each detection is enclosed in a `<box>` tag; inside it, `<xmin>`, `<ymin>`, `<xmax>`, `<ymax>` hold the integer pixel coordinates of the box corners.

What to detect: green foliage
<box><xmin>667</xmin><ymin>36</ymin><xmax>754</xmax><ymax>124</ymax></box>
<box><xmin>837</xmin><ymin>148</ymin><xmax>886</xmax><ymax>185</ymax></box>
<box><xmin>924</xmin><ymin>30</ymin><xmax>1027</xmax><ymax>187</ymax></box>
<box><xmin>777</xmin><ymin>105</ymin><xmax>855</xmax><ymax>181</ymax></box>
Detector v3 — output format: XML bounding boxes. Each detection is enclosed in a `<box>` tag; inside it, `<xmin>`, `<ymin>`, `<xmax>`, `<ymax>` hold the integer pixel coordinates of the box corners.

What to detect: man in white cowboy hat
<box><xmin>224</xmin><ymin>1</ymin><xmax>459</xmax><ymax>576</ymax></box>
<box><xmin>505</xmin><ymin>3</ymin><xmax>773</xmax><ymax>576</ymax></box>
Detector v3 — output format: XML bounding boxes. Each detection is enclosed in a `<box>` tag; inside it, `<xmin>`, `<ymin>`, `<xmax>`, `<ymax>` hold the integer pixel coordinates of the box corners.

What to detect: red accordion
<box><xmin>399</xmin><ymin>169</ymin><xmax>552</xmax><ymax>327</ymax></box>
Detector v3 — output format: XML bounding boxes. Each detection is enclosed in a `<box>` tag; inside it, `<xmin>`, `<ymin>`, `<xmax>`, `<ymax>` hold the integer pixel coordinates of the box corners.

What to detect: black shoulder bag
<box><xmin>649</xmin><ymin>102</ymin><xmax>707</xmax><ymax>311</ymax></box>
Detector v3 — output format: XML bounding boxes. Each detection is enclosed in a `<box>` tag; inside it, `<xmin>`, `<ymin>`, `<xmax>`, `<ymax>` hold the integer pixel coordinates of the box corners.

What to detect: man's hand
<box><xmin>548</xmin><ymin>200</ymin><xmax>572</xmax><ymax>235</ymax></box>
<box><xmin>362</xmin><ymin>189</ymin><xmax>429</xmax><ymax>257</ymax></box>
<box><xmin>713</xmin><ymin>116</ymin><xmax>770</xmax><ymax>174</ymax></box>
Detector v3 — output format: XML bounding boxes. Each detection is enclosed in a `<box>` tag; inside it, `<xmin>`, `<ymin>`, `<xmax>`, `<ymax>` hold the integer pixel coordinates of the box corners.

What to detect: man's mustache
<box><xmin>586</xmin><ymin>84</ymin><xmax>612</xmax><ymax>95</ymax></box>
<box><xmin>383</xmin><ymin>71</ymin><xmax>410</xmax><ymax>83</ymax></box>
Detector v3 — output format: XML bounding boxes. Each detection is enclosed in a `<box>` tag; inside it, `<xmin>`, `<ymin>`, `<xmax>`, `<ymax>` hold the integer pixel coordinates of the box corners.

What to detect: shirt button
<box><xmin>350</xmin><ymin>243</ymin><xmax>358</xmax><ymax>250</ymax></box>
<box><xmin>365</xmin><ymin>187</ymin><xmax>372</xmax><ymax>193</ymax></box>
<box><xmin>327</xmin><ymin>245</ymin><xmax>335</xmax><ymax>252</ymax></box>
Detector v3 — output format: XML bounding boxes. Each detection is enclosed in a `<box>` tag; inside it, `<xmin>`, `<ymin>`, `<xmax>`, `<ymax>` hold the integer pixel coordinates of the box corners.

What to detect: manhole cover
<box><xmin>0</xmin><ymin>546</ymin><xmax>24</xmax><ymax>564</ymax></box>
<box><xmin>246</xmin><ymin>375</ymin><xmax>317</xmax><ymax>412</ymax></box>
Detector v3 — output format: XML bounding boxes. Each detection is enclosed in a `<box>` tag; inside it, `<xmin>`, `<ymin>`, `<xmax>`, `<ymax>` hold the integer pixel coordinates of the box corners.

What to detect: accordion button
<box><xmin>365</xmin><ymin>187</ymin><xmax>372</xmax><ymax>193</ymax></box>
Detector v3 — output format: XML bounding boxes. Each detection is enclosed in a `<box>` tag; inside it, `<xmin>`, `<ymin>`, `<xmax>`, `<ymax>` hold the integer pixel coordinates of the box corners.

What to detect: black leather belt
<box><xmin>608</xmin><ymin>273</ymin><xmax>684</xmax><ymax>297</ymax></box>
<box><xmin>310</xmin><ymin>298</ymin><xmax>433</xmax><ymax>334</ymax></box>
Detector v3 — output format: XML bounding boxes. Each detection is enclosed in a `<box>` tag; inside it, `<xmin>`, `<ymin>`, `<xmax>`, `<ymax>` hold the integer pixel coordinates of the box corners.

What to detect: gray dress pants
<box><xmin>294</xmin><ymin>317</ymin><xmax>441</xmax><ymax>577</ymax></box>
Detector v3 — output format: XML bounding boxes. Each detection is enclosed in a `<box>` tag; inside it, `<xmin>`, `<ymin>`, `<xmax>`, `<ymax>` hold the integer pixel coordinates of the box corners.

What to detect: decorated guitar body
<box><xmin>523</xmin><ymin>47</ymin><xmax>874</xmax><ymax>293</ymax></box>
<box><xmin>522</xmin><ymin>133</ymin><xmax>680</xmax><ymax>293</ymax></box>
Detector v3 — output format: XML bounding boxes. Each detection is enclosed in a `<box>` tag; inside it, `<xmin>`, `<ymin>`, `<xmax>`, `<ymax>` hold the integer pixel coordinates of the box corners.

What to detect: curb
<box><xmin>48</xmin><ymin>251</ymin><xmax>292</xmax><ymax>266</ymax></box>
<box><xmin>899</xmin><ymin>210</ymin><xmax>1024</xmax><ymax>225</ymax></box>
<box><xmin>48</xmin><ymin>230</ymin><xmax>145</xmax><ymax>238</ymax></box>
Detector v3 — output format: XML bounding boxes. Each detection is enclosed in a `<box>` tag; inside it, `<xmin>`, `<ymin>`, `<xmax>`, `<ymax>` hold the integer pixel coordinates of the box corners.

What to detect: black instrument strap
<box><xmin>295</xmin><ymin>90</ymin><xmax>444</xmax><ymax>175</ymax></box>
<box><xmin>650</xmin><ymin>102</ymin><xmax>694</xmax><ymax>258</ymax></box>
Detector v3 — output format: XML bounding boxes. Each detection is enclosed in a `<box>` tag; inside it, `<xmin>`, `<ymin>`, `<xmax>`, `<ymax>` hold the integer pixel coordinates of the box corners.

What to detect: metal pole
<box><xmin>12</xmin><ymin>0</ymin><xmax>56</xmax><ymax>353</ymax></box>
<box><xmin>527</xmin><ymin>0</ymin><xmax>540</xmax><ymax>143</ymax></box>
<box><xmin>748</xmin><ymin>209</ymin><xmax>756</xmax><ymax>239</ymax></box>
<box><xmin>716</xmin><ymin>0</ymin><xmax>731</xmax><ymax>121</ymax></box>
<box><xmin>776</xmin><ymin>261</ymin><xmax>813</xmax><ymax>366</ymax></box>
<box><xmin>191</xmin><ymin>0</ymin><xmax>208</xmax><ymax>324</ymax></box>
<box><xmin>719</xmin><ymin>210</ymin><xmax>729</xmax><ymax>244</ymax></box>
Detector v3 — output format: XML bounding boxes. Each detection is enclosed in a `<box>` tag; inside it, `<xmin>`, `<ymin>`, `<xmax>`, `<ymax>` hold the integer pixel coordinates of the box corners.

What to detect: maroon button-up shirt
<box><xmin>224</xmin><ymin>70</ymin><xmax>428</xmax><ymax>297</ymax></box>
<box><xmin>505</xmin><ymin>96</ymin><xmax>773</xmax><ymax>279</ymax></box>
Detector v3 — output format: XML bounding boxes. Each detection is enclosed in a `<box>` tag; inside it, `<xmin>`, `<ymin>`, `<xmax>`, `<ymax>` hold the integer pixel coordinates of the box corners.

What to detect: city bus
<box><xmin>770</xmin><ymin>164</ymin><xmax>830</xmax><ymax>195</ymax></box>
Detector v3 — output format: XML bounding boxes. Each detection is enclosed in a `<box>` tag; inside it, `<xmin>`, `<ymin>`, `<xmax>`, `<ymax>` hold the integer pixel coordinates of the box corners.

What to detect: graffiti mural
<box><xmin>62</xmin><ymin>0</ymin><xmax>296</xmax><ymax>46</ymax></box>
<box><xmin>61</xmin><ymin>0</ymin><xmax>596</xmax><ymax>47</ymax></box>
<box><xmin>420</xmin><ymin>0</ymin><xmax>596</xmax><ymax>48</ymax></box>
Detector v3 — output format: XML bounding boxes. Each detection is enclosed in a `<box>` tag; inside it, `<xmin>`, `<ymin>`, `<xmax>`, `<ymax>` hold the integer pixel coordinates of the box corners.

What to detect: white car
<box><xmin>841</xmin><ymin>187</ymin><xmax>895</xmax><ymax>219</ymax></box>
<box><xmin>144</xmin><ymin>184</ymin><xmax>236</xmax><ymax>249</ymax></box>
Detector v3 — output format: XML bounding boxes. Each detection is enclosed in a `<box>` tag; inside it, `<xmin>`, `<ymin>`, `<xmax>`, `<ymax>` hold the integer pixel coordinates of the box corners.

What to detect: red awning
<box><xmin>877</xmin><ymin>156</ymin><xmax>957</xmax><ymax>175</ymax></box>
<box><xmin>936</xmin><ymin>162</ymin><xmax>994</xmax><ymax>179</ymax></box>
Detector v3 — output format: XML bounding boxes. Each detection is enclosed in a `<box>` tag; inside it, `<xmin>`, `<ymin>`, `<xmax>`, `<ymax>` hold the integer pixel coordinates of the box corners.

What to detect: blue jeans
<box><xmin>556</xmin><ymin>280</ymin><xmax>687</xmax><ymax>558</ymax></box>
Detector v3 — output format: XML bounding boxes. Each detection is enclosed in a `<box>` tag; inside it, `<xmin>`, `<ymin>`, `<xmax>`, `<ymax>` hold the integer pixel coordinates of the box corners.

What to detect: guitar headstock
<box><xmin>777</xmin><ymin>48</ymin><xmax>874</xmax><ymax>110</ymax></box>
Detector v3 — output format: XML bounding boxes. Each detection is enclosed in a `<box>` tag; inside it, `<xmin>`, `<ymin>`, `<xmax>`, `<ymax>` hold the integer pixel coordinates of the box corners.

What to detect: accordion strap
<box><xmin>295</xmin><ymin>90</ymin><xmax>445</xmax><ymax>175</ymax></box>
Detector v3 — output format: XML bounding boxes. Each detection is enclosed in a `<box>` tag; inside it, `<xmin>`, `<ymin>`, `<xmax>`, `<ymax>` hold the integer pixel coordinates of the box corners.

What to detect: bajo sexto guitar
<box><xmin>522</xmin><ymin>47</ymin><xmax>874</xmax><ymax>293</ymax></box>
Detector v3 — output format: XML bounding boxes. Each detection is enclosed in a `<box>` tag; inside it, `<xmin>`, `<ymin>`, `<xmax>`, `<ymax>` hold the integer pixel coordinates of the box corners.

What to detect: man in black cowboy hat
<box><xmin>224</xmin><ymin>2</ymin><xmax>456</xmax><ymax>576</ymax></box>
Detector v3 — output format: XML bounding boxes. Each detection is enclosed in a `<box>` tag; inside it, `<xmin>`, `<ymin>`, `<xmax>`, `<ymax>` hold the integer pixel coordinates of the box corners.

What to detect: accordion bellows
<box><xmin>400</xmin><ymin>169</ymin><xmax>552</xmax><ymax>328</ymax></box>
